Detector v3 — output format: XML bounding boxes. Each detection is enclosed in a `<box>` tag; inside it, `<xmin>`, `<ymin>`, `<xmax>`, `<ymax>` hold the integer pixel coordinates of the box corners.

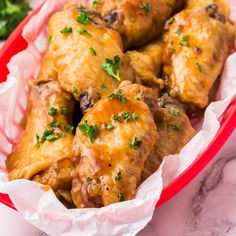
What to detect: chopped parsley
<box><xmin>60</xmin><ymin>26</ymin><xmax>73</xmax><ymax>34</ymax></box>
<box><xmin>77</xmin><ymin>28</ymin><xmax>92</xmax><ymax>36</ymax></box>
<box><xmin>182</xmin><ymin>34</ymin><xmax>189</xmax><ymax>41</ymax></box>
<box><xmin>76</xmin><ymin>11</ymin><xmax>90</xmax><ymax>24</ymax></box>
<box><xmin>64</xmin><ymin>124</ymin><xmax>74</xmax><ymax>132</ymax></box>
<box><xmin>172</xmin><ymin>124</ymin><xmax>181</xmax><ymax>131</ymax></box>
<box><xmin>107</xmin><ymin>90</ymin><xmax>128</xmax><ymax>103</ymax></box>
<box><xmin>144</xmin><ymin>3</ymin><xmax>151</xmax><ymax>12</ymax></box>
<box><xmin>72</xmin><ymin>87</ymin><xmax>78</xmax><ymax>94</ymax></box>
<box><xmin>78</xmin><ymin>120</ymin><xmax>98</xmax><ymax>142</ymax></box>
<box><xmin>179</xmin><ymin>34</ymin><xmax>190</xmax><ymax>47</ymax></box>
<box><xmin>129</xmin><ymin>136</ymin><xmax>142</xmax><ymax>149</ymax></box>
<box><xmin>106</xmin><ymin>124</ymin><xmax>114</xmax><ymax>130</ymax></box>
<box><xmin>92</xmin><ymin>0</ymin><xmax>100</xmax><ymax>8</ymax></box>
<box><xmin>167</xmin><ymin>17</ymin><xmax>175</xmax><ymax>25</ymax></box>
<box><xmin>170</xmin><ymin>108</ymin><xmax>179</xmax><ymax>116</ymax></box>
<box><xmin>196</xmin><ymin>62</ymin><xmax>202</xmax><ymax>72</ymax></box>
<box><xmin>175</xmin><ymin>28</ymin><xmax>181</xmax><ymax>35</ymax></box>
<box><xmin>102</xmin><ymin>55</ymin><xmax>121</xmax><ymax>81</ymax></box>
<box><xmin>115</xmin><ymin>171</ymin><xmax>121</xmax><ymax>181</ymax></box>
<box><xmin>122</xmin><ymin>111</ymin><xmax>131</xmax><ymax>121</ymax></box>
<box><xmin>61</xmin><ymin>106</ymin><xmax>68</xmax><ymax>115</ymax></box>
<box><xmin>118</xmin><ymin>193</ymin><xmax>126</xmax><ymax>202</ymax></box>
<box><xmin>132</xmin><ymin>113</ymin><xmax>138</xmax><ymax>120</ymax></box>
<box><xmin>48</xmin><ymin>107</ymin><xmax>57</xmax><ymax>116</ymax></box>
<box><xmin>35</xmin><ymin>130</ymin><xmax>64</xmax><ymax>147</ymax></box>
<box><xmin>87</xmin><ymin>176</ymin><xmax>92</xmax><ymax>182</ymax></box>
<box><xmin>112</xmin><ymin>114</ymin><xmax>122</xmax><ymax>123</ymax></box>
<box><xmin>89</xmin><ymin>46</ymin><xmax>97</xmax><ymax>56</ymax></box>
<box><xmin>101</xmin><ymin>83</ymin><xmax>107</xmax><ymax>89</ymax></box>
<box><xmin>50</xmin><ymin>121</ymin><xmax>60</xmax><ymax>127</ymax></box>
<box><xmin>170</xmin><ymin>48</ymin><xmax>176</xmax><ymax>53</ymax></box>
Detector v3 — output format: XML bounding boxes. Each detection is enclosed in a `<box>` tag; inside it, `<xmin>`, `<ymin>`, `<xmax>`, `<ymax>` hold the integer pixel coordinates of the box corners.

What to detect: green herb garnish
<box><xmin>61</xmin><ymin>106</ymin><xmax>68</xmax><ymax>115</ymax></box>
<box><xmin>48</xmin><ymin>107</ymin><xmax>57</xmax><ymax>116</ymax></box>
<box><xmin>35</xmin><ymin>130</ymin><xmax>64</xmax><ymax>147</ymax></box>
<box><xmin>170</xmin><ymin>108</ymin><xmax>179</xmax><ymax>116</ymax></box>
<box><xmin>122</xmin><ymin>111</ymin><xmax>131</xmax><ymax>121</ymax></box>
<box><xmin>132</xmin><ymin>113</ymin><xmax>138</xmax><ymax>120</ymax></box>
<box><xmin>101</xmin><ymin>83</ymin><xmax>107</xmax><ymax>89</ymax></box>
<box><xmin>144</xmin><ymin>3</ymin><xmax>151</xmax><ymax>12</ymax></box>
<box><xmin>118</xmin><ymin>193</ymin><xmax>126</xmax><ymax>202</ymax></box>
<box><xmin>89</xmin><ymin>46</ymin><xmax>97</xmax><ymax>56</ymax></box>
<box><xmin>102</xmin><ymin>55</ymin><xmax>121</xmax><ymax>81</ymax></box>
<box><xmin>172</xmin><ymin>124</ymin><xmax>181</xmax><ymax>131</ymax></box>
<box><xmin>72</xmin><ymin>87</ymin><xmax>78</xmax><ymax>94</ymax></box>
<box><xmin>167</xmin><ymin>17</ymin><xmax>175</xmax><ymax>25</ymax></box>
<box><xmin>182</xmin><ymin>34</ymin><xmax>189</xmax><ymax>41</ymax></box>
<box><xmin>106</xmin><ymin>124</ymin><xmax>114</xmax><ymax>130</ymax></box>
<box><xmin>112</xmin><ymin>115</ymin><xmax>121</xmax><ymax>123</ymax></box>
<box><xmin>108</xmin><ymin>90</ymin><xmax>128</xmax><ymax>103</ymax></box>
<box><xmin>175</xmin><ymin>28</ymin><xmax>181</xmax><ymax>35</ymax></box>
<box><xmin>129</xmin><ymin>136</ymin><xmax>142</xmax><ymax>149</ymax></box>
<box><xmin>64</xmin><ymin>124</ymin><xmax>74</xmax><ymax>132</ymax></box>
<box><xmin>78</xmin><ymin>120</ymin><xmax>98</xmax><ymax>142</ymax></box>
<box><xmin>77</xmin><ymin>28</ymin><xmax>92</xmax><ymax>36</ymax></box>
<box><xmin>50</xmin><ymin>121</ymin><xmax>60</xmax><ymax>127</ymax></box>
<box><xmin>91</xmin><ymin>0</ymin><xmax>100</xmax><ymax>8</ymax></box>
<box><xmin>87</xmin><ymin>176</ymin><xmax>92</xmax><ymax>182</ymax></box>
<box><xmin>196</xmin><ymin>62</ymin><xmax>202</xmax><ymax>73</ymax></box>
<box><xmin>60</xmin><ymin>26</ymin><xmax>73</xmax><ymax>34</ymax></box>
<box><xmin>170</xmin><ymin>48</ymin><xmax>176</xmax><ymax>53</ymax></box>
<box><xmin>76</xmin><ymin>11</ymin><xmax>90</xmax><ymax>24</ymax></box>
<box><xmin>115</xmin><ymin>171</ymin><xmax>121</xmax><ymax>181</ymax></box>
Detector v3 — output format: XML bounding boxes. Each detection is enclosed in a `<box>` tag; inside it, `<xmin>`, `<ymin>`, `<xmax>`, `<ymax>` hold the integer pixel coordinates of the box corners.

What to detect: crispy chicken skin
<box><xmin>48</xmin><ymin>5</ymin><xmax>135</xmax><ymax>113</ymax></box>
<box><xmin>162</xmin><ymin>8</ymin><xmax>235</xmax><ymax>108</ymax></box>
<box><xmin>84</xmin><ymin>0</ymin><xmax>185</xmax><ymax>49</ymax></box>
<box><xmin>36</xmin><ymin>52</ymin><xmax>57</xmax><ymax>82</ymax></box>
<box><xmin>6</xmin><ymin>81</ymin><xmax>75</xmax><ymax>181</ymax></box>
<box><xmin>72</xmin><ymin>84</ymin><xmax>158</xmax><ymax>207</ymax></box>
<box><xmin>126</xmin><ymin>39</ymin><xmax>164</xmax><ymax>91</ymax></box>
<box><xmin>141</xmin><ymin>96</ymin><xmax>196</xmax><ymax>181</ymax></box>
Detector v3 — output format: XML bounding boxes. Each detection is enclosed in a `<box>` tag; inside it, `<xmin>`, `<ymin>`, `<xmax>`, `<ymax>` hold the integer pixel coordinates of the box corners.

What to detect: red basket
<box><xmin>0</xmin><ymin>3</ymin><xmax>236</xmax><ymax>211</ymax></box>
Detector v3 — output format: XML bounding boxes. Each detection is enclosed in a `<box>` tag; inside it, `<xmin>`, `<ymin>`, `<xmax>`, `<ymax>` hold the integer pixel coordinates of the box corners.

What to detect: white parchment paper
<box><xmin>0</xmin><ymin>0</ymin><xmax>235</xmax><ymax>235</ymax></box>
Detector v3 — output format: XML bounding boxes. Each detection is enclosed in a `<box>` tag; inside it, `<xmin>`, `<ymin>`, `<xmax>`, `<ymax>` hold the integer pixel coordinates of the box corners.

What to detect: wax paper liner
<box><xmin>0</xmin><ymin>0</ymin><xmax>235</xmax><ymax>235</ymax></box>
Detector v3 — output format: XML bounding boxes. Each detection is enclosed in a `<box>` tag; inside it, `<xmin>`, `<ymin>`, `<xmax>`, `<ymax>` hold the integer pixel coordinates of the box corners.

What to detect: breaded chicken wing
<box><xmin>162</xmin><ymin>8</ymin><xmax>235</xmax><ymax>108</ymax></box>
<box><xmin>141</xmin><ymin>96</ymin><xmax>196</xmax><ymax>181</ymax></box>
<box><xmin>84</xmin><ymin>0</ymin><xmax>185</xmax><ymax>48</ymax></box>
<box><xmin>48</xmin><ymin>5</ymin><xmax>135</xmax><ymax>113</ymax></box>
<box><xmin>72</xmin><ymin>84</ymin><xmax>158</xmax><ymax>207</ymax></box>
<box><xmin>6</xmin><ymin>81</ymin><xmax>75</xmax><ymax>182</ymax></box>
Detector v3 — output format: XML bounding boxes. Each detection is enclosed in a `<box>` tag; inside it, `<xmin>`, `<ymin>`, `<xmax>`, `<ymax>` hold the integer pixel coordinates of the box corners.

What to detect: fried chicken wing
<box><xmin>72</xmin><ymin>84</ymin><xmax>158</xmax><ymax>207</ymax></box>
<box><xmin>141</xmin><ymin>96</ymin><xmax>196</xmax><ymax>181</ymax></box>
<box><xmin>6</xmin><ymin>81</ymin><xmax>75</xmax><ymax>182</ymax></box>
<box><xmin>162</xmin><ymin>8</ymin><xmax>235</xmax><ymax>108</ymax></box>
<box><xmin>48</xmin><ymin>5</ymin><xmax>135</xmax><ymax>113</ymax></box>
<box><xmin>126</xmin><ymin>39</ymin><xmax>164</xmax><ymax>91</ymax></box>
<box><xmin>84</xmin><ymin>0</ymin><xmax>185</xmax><ymax>49</ymax></box>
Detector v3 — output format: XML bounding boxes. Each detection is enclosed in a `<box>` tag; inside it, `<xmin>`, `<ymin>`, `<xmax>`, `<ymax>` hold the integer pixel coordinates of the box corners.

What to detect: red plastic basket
<box><xmin>0</xmin><ymin>3</ymin><xmax>236</xmax><ymax>211</ymax></box>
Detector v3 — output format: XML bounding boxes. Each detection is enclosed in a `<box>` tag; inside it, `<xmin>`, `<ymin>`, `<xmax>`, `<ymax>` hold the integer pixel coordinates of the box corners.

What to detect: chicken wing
<box><xmin>141</xmin><ymin>96</ymin><xmax>196</xmax><ymax>181</ymax></box>
<box><xmin>72</xmin><ymin>84</ymin><xmax>158</xmax><ymax>207</ymax></box>
<box><xmin>48</xmin><ymin>5</ymin><xmax>135</xmax><ymax>113</ymax></box>
<box><xmin>6</xmin><ymin>81</ymin><xmax>75</xmax><ymax>183</ymax></box>
<box><xmin>84</xmin><ymin>0</ymin><xmax>185</xmax><ymax>49</ymax></box>
<box><xmin>162</xmin><ymin>8</ymin><xmax>235</xmax><ymax>108</ymax></box>
<box><xmin>126</xmin><ymin>39</ymin><xmax>164</xmax><ymax>91</ymax></box>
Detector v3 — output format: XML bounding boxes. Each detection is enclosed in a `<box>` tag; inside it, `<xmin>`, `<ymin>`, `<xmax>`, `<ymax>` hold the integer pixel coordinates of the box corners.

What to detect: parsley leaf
<box><xmin>196</xmin><ymin>62</ymin><xmax>202</xmax><ymax>72</ymax></box>
<box><xmin>64</xmin><ymin>124</ymin><xmax>74</xmax><ymax>132</ymax></box>
<box><xmin>50</xmin><ymin>121</ymin><xmax>60</xmax><ymax>127</ymax></box>
<box><xmin>167</xmin><ymin>17</ymin><xmax>175</xmax><ymax>25</ymax></box>
<box><xmin>48</xmin><ymin>107</ymin><xmax>57</xmax><ymax>116</ymax></box>
<box><xmin>60</xmin><ymin>26</ymin><xmax>73</xmax><ymax>34</ymax></box>
<box><xmin>102</xmin><ymin>55</ymin><xmax>121</xmax><ymax>81</ymax></box>
<box><xmin>129</xmin><ymin>136</ymin><xmax>142</xmax><ymax>149</ymax></box>
<box><xmin>92</xmin><ymin>0</ymin><xmax>100</xmax><ymax>8</ymax></box>
<box><xmin>61</xmin><ymin>106</ymin><xmax>68</xmax><ymax>114</ymax></box>
<box><xmin>76</xmin><ymin>11</ymin><xmax>90</xmax><ymax>24</ymax></box>
<box><xmin>78</xmin><ymin>120</ymin><xmax>98</xmax><ymax>142</ymax></box>
<box><xmin>77</xmin><ymin>28</ymin><xmax>92</xmax><ymax>36</ymax></box>
<box><xmin>106</xmin><ymin>124</ymin><xmax>114</xmax><ymax>130</ymax></box>
<box><xmin>107</xmin><ymin>90</ymin><xmax>128</xmax><ymax>103</ymax></box>
<box><xmin>144</xmin><ymin>3</ymin><xmax>151</xmax><ymax>12</ymax></box>
<box><xmin>72</xmin><ymin>87</ymin><xmax>78</xmax><ymax>94</ymax></box>
<box><xmin>172</xmin><ymin>124</ymin><xmax>181</xmax><ymax>131</ymax></box>
<box><xmin>115</xmin><ymin>171</ymin><xmax>121</xmax><ymax>181</ymax></box>
<box><xmin>132</xmin><ymin>113</ymin><xmax>139</xmax><ymax>120</ymax></box>
<box><xmin>122</xmin><ymin>111</ymin><xmax>131</xmax><ymax>121</ymax></box>
<box><xmin>89</xmin><ymin>46</ymin><xmax>97</xmax><ymax>56</ymax></box>
<box><xmin>118</xmin><ymin>193</ymin><xmax>126</xmax><ymax>202</ymax></box>
<box><xmin>170</xmin><ymin>108</ymin><xmax>179</xmax><ymax>116</ymax></box>
<box><xmin>112</xmin><ymin>114</ymin><xmax>122</xmax><ymax>123</ymax></box>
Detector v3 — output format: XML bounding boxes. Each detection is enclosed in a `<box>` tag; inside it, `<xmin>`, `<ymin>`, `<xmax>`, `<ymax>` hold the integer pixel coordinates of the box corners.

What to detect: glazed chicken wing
<box><xmin>72</xmin><ymin>84</ymin><xmax>158</xmax><ymax>207</ymax></box>
<box><xmin>84</xmin><ymin>0</ymin><xmax>185</xmax><ymax>49</ymax></box>
<box><xmin>48</xmin><ymin>5</ymin><xmax>135</xmax><ymax>113</ymax></box>
<box><xmin>126</xmin><ymin>39</ymin><xmax>164</xmax><ymax>91</ymax></box>
<box><xmin>6</xmin><ymin>81</ymin><xmax>75</xmax><ymax>183</ymax></box>
<box><xmin>141</xmin><ymin>96</ymin><xmax>196</xmax><ymax>181</ymax></box>
<box><xmin>162</xmin><ymin>8</ymin><xmax>235</xmax><ymax>108</ymax></box>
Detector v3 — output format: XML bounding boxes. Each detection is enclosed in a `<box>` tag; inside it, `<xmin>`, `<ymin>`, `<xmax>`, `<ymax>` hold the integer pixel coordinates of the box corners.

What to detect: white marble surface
<box><xmin>0</xmin><ymin>130</ymin><xmax>235</xmax><ymax>236</ymax></box>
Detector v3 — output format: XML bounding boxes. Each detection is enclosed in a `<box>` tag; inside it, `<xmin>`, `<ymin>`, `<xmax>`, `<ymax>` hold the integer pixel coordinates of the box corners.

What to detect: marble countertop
<box><xmin>1</xmin><ymin>130</ymin><xmax>236</xmax><ymax>236</ymax></box>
